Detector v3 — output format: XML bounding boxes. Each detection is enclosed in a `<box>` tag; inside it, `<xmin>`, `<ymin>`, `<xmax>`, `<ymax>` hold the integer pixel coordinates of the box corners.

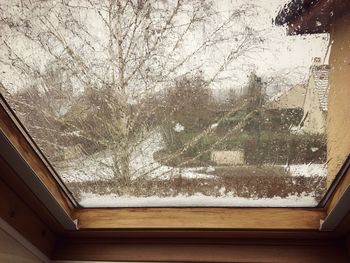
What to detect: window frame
<box><xmin>1</xmin><ymin>1</ymin><xmax>350</xmax><ymax>261</ymax></box>
<box><xmin>1</xmin><ymin>0</ymin><xmax>350</xmax><ymax>233</ymax></box>
<box><xmin>1</xmin><ymin>93</ymin><xmax>349</xmax><ymax>232</ymax></box>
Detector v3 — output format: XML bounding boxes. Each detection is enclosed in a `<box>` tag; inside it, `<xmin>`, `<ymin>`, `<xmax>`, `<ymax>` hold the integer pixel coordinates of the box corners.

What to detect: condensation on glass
<box><xmin>0</xmin><ymin>0</ymin><xmax>340</xmax><ymax>207</ymax></box>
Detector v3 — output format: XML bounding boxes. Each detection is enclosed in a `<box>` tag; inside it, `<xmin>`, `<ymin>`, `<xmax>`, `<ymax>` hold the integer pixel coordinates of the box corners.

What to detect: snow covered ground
<box><xmin>57</xmin><ymin>132</ymin><xmax>216</xmax><ymax>182</ymax></box>
<box><xmin>79</xmin><ymin>192</ymin><xmax>319</xmax><ymax>207</ymax></box>
<box><xmin>57</xmin><ymin>132</ymin><xmax>327</xmax><ymax>183</ymax></box>
<box><xmin>55</xmin><ymin>131</ymin><xmax>326</xmax><ymax>207</ymax></box>
<box><xmin>283</xmin><ymin>163</ymin><xmax>327</xmax><ymax>177</ymax></box>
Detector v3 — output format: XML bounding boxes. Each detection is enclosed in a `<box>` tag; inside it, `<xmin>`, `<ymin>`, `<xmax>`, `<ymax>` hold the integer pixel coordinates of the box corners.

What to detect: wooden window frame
<box><xmin>1</xmin><ymin>83</ymin><xmax>350</xmax><ymax>263</ymax></box>
<box><xmin>1</xmin><ymin>94</ymin><xmax>349</xmax><ymax>232</ymax></box>
<box><xmin>1</xmin><ymin>1</ymin><xmax>350</xmax><ymax>261</ymax></box>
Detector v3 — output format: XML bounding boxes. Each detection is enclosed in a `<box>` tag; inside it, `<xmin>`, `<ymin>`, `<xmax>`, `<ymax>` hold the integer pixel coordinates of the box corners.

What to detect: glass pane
<box><xmin>0</xmin><ymin>0</ymin><xmax>347</xmax><ymax>207</ymax></box>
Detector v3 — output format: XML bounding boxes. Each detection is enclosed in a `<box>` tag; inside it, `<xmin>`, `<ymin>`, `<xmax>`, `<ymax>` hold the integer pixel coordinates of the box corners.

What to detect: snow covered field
<box><xmin>55</xmin><ymin>132</ymin><xmax>326</xmax><ymax>207</ymax></box>
<box><xmin>57</xmin><ymin>132</ymin><xmax>327</xmax><ymax>182</ymax></box>
<box><xmin>79</xmin><ymin>192</ymin><xmax>319</xmax><ymax>207</ymax></box>
<box><xmin>285</xmin><ymin>163</ymin><xmax>327</xmax><ymax>177</ymax></box>
<box><xmin>57</xmin><ymin>132</ymin><xmax>218</xmax><ymax>182</ymax></box>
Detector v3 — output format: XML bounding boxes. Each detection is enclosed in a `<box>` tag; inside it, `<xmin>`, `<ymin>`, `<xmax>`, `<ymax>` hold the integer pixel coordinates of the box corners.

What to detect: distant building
<box><xmin>268</xmin><ymin>57</ymin><xmax>329</xmax><ymax>134</ymax></box>
<box><xmin>275</xmin><ymin>0</ymin><xmax>350</xmax><ymax>186</ymax></box>
<box><xmin>268</xmin><ymin>84</ymin><xmax>306</xmax><ymax>110</ymax></box>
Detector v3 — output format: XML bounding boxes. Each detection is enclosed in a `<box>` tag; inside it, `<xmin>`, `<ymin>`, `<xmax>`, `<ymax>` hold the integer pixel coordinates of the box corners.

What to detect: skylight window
<box><xmin>0</xmin><ymin>0</ymin><xmax>342</xmax><ymax>207</ymax></box>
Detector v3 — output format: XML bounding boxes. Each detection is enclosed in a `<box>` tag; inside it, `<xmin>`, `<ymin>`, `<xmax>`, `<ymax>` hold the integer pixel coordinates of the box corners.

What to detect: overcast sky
<box><xmin>196</xmin><ymin>0</ymin><xmax>330</xmax><ymax>92</ymax></box>
<box><xmin>0</xmin><ymin>0</ymin><xmax>330</xmax><ymax>96</ymax></box>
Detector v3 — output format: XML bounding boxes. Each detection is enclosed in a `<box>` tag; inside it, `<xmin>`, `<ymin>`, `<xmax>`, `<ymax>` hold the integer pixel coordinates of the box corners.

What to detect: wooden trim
<box><xmin>0</xmin><ymin>156</ymin><xmax>63</xmax><ymax>232</ymax></box>
<box><xmin>327</xmin><ymin>165</ymin><xmax>350</xmax><ymax>216</ymax></box>
<box><xmin>60</xmin><ymin>229</ymin><xmax>343</xmax><ymax>240</ymax></box>
<box><xmin>0</xmin><ymin>177</ymin><xmax>56</xmax><ymax>257</ymax></box>
<box><xmin>52</xmin><ymin>238</ymin><xmax>349</xmax><ymax>263</ymax></box>
<box><xmin>0</xmin><ymin>99</ymin><xmax>75</xmax><ymax>218</ymax></box>
<box><xmin>75</xmin><ymin>207</ymin><xmax>326</xmax><ymax>230</ymax></box>
<box><xmin>318</xmin><ymin>156</ymin><xmax>350</xmax><ymax>208</ymax></box>
<box><xmin>322</xmin><ymin>183</ymin><xmax>350</xmax><ymax>231</ymax></box>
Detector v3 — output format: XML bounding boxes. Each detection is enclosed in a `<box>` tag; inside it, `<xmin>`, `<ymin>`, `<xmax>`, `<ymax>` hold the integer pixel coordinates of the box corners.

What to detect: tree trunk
<box><xmin>111</xmin><ymin>0</ymin><xmax>131</xmax><ymax>186</ymax></box>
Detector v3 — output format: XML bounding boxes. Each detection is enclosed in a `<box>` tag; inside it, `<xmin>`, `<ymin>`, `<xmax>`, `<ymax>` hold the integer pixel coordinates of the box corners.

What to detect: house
<box><xmin>268</xmin><ymin>84</ymin><xmax>306</xmax><ymax>110</ymax></box>
<box><xmin>276</xmin><ymin>0</ymin><xmax>350</xmax><ymax>185</ymax></box>
<box><xmin>268</xmin><ymin>57</ymin><xmax>329</xmax><ymax>134</ymax></box>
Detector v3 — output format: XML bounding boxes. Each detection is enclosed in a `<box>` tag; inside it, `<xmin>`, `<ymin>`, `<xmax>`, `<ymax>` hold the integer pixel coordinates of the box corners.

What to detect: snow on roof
<box><xmin>311</xmin><ymin>65</ymin><xmax>329</xmax><ymax>111</ymax></box>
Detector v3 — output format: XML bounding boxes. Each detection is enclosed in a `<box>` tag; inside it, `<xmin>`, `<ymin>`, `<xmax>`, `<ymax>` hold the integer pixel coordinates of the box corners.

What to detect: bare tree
<box><xmin>0</xmin><ymin>0</ymin><xmax>263</xmax><ymax>185</ymax></box>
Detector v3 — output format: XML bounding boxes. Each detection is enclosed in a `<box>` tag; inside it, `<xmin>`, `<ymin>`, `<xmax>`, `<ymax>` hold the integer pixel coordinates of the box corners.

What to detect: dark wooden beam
<box><xmin>52</xmin><ymin>237</ymin><xmax>349</xmax><ymax>263</ymax></box>
<box><xmin>59</xmin><ymin>229</ymin><xmax>341</xmax><ymax>240</ymax></box>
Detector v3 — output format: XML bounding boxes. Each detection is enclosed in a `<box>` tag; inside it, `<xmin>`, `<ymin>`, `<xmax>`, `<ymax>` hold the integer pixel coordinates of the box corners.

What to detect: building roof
<box><xmin>268</xmin><ymin>61</ymin><xmax>329</xmax><ymax>112</ymax></box>
<box><xmin>275</xmin><ymin>0</ymin><xmax>350</xmax><ymax>35</ymax></box>
<box><xmin>275</xmin><ymin>0</ymin><xmax>334</xmax><ymax>34</ymax></box>
<box><xmin>275</xmin><ymin>0</ymin><xmax>318</xmax><ymax>26</ymax></box>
